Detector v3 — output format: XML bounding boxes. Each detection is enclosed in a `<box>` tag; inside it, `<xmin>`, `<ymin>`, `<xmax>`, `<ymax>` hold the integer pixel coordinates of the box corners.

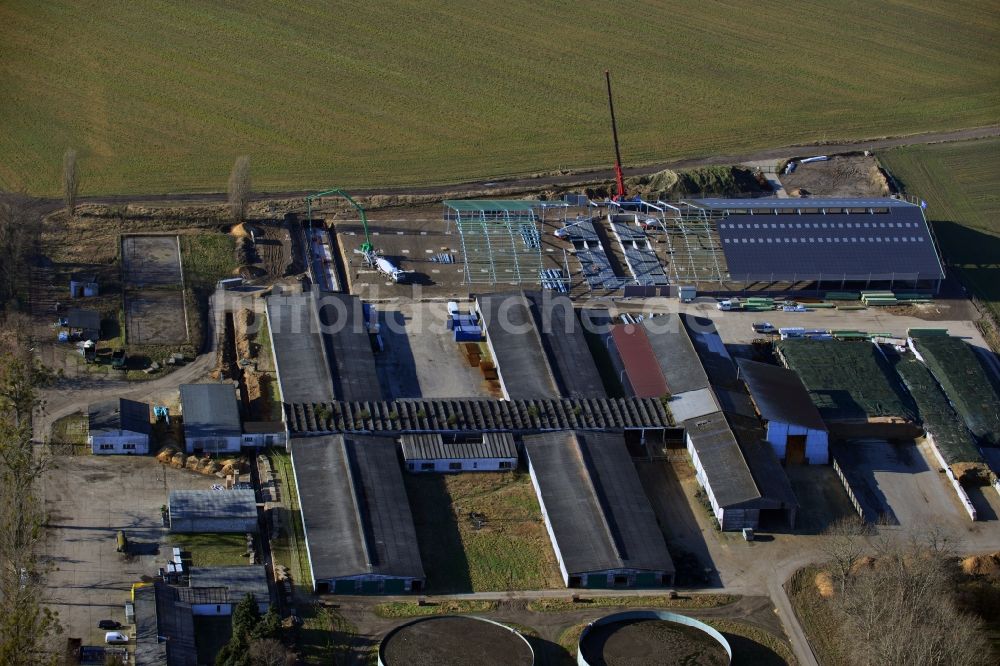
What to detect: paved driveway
<box><xmin>41</xmin><ymin>456</ymin><xmax>216</xmax><ymax>645</ymax></box>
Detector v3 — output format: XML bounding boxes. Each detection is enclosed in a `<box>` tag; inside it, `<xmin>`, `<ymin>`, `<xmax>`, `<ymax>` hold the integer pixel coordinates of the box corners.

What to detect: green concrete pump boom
<box><xmin>305</xmin><ymin>188</ymin><xmax>373</xmax><ymax>253</ymax></box>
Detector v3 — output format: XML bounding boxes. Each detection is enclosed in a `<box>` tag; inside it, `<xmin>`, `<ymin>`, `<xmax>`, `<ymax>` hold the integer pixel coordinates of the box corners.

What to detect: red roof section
<box><xmin>611</xmin><ymin>324</ymin><xmax>669</xmax><ymax>398</ymax></box>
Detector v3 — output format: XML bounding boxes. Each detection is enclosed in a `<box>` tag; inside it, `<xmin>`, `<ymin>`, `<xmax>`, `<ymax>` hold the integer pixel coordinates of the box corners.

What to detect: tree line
<box><xmin>0</xmin><ymin>319</ymin><xmax>62</xmax><ymax>664</ymax></box>
<box><xmin>820</xmin><ymin>517</ymin><xmax>994</xmax><ymax>666</ymax></box>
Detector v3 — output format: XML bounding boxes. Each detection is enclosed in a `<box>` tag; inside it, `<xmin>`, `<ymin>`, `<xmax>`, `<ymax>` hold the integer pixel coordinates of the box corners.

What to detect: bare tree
<box><xmin>248</xmin><ymin>638</ymin><xmax>293</xmax><ymax>666</ymax></box>
<box><xmin>821</xmin><ymin>515</ymin><xmax>868</xmax><ymax>594</ymax></box>
<box><xmin>0</xmin><ymin>197</ymin><xmax>40</xmax><ymax>308</ymax></box>
<box><xmin>228</xmin><ymin>155</ymin><xmax>252</xmax><ymax>223</ymax></box>
<box><xmin>62</xmin><ymin>149</ymin><xmax>78</xmax><ymax>217</ymax></box>
<box><xmin>829</xmin><ymin>532</ymin><xmax>991</xmax><ymax>666</ymax></box>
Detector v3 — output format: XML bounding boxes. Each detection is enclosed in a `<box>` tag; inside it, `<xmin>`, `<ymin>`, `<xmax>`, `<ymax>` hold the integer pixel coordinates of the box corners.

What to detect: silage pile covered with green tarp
<box><xmin>913</xmin><ymin>336</ymin><xmax>1000</xmax><ymax>447</ymax></box>
<box><xmin>893</xmin><ymin>357</ymin><xmax>983</xmax><ymax>466</ymax></box>
<box><xmin>776</xmin><ymin>339</ymin><xmax>917</xmax><ymax>422</ymax></box>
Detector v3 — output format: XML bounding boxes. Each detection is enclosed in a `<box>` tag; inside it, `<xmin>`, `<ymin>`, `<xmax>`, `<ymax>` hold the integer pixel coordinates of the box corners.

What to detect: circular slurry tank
<box><xmin>379</xmin><ymin>615</ymin><xmax>535</xmax><ymax>666</ymax></box>
<box><xmin>578</xmin><ymin>610</ymin><xmax>732</xmax><ymax>666</ymax></box>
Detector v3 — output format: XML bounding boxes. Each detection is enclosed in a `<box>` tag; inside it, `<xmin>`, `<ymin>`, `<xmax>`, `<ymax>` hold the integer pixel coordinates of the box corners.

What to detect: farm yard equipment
<box><xmin>306</xmin><ymin>187</ymin><xmax>412</xmax><ymax>283</ymax></box>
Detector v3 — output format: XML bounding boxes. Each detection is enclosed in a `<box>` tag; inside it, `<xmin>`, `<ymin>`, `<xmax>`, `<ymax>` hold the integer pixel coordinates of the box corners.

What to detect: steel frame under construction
<box><xmin>610</xmin><ymin>199</ymin><xmax>730</xmax><ymax>286</ymax></box>
<box><xmin>444</xmin><ymin>200</ymin><xmax>567</xmax><ymax>286</ymax></box>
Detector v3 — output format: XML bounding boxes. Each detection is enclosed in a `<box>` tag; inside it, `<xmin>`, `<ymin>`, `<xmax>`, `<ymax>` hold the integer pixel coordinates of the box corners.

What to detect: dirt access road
<box><xmin>21</xmin><ymin>125</ymin><xmax>999</xmax><ymax>205</ymax></box>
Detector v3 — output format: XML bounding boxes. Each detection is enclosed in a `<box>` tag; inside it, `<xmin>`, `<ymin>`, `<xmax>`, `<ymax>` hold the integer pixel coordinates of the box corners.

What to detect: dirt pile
<box><xmin>850</xmin><ymin>555</ymin><xmax>877</xmax><ymax>575</ymax></box>
<box><xmin>154</xmin><ymin>445</ymin><xmax>246</xmax><ymax>477</ymax></box>
<box><xmin>234</xmin><ymin>308</ymin><xmax>255</xmax><ymax>361</ymax></box>
<box><xmin>962</xmin><ymin>553</ymin><xmax>1000</xmax><ymax>577</ymax></box>
<box><xmin>814</xmin><ymin>571</ymin><xmax>835</xmax><ymax>598</ymax></box>
<box><xmin>616</xmin><ymin>165</ymin><xmax>766</xmax><ymax>200</ymax></box>
<box><xmin>780</xmin><ymin>154</ymin><xmax>890</xmax><ymax>198</ymax></box>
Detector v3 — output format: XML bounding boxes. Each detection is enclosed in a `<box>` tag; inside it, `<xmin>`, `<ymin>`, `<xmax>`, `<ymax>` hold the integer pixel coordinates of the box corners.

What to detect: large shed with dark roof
<box><xmin>168</xmin><ymin>489</ymin><xmax>258</xmax><ymax>534</ymax></box>
<box><xmin>88</xmin><ymin>398</ymin><xmax>151</xmax><ymax>454</ymax></box>
<box><xmin>475</xmin><ymin>291</ymin><xmax>607</xmax><ymax>400</ymax></box>
<box><xmin>179</xmin><ymin>384</ymin><xmax>242</xmax><ymax>453</ymax></box>
<box><xmin>681</xmin><ymin>315</ymin><xmax>799</xmax><ymax>530</ymax></box>
<box><xmin>736</xmin><ymin>358</ymin><xmax>829</xmax><ymax>464</ymax></box>
<box><xmin>476</xmin><ymin>292</ymin><xmax>558</xmax><ymax>399</ymax></box>
<box><xmin>698</xmin><ymin>198</ymin><xmax>945</xmax><ymax>289</ymax></box>
<box><xmin>314</xmin><ymin>293</ymin><xmax>382</xmax><ymax>402</ymax></box>
<box><xmin>524</xmin><ymin>431</ymin><xmax>675</xmax><ymax>588</ymax></box>
<box><xmin>524</xmin><ymin>291</ymin><xmax>606</xmax><ymax>398</ymax></box>
<box><xmin>265</xmin><ymin>292</ymin><xmax>337</xmax><ymax>405</ymax></box>
<box><xmin>290</xmin><ymin>435</ymin><xmax>425</xmax><ymax>594</ymax></box>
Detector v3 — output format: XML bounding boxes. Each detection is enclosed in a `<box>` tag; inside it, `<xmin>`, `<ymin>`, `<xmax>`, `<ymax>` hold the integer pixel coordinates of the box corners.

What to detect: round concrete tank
<box><xmin>379</xmin><ymin>615</ymin><xmax>535</xmax><ymax>666</ymax></box>
<box><xmin>577</xmin><ymin>610</ymin><xmax>731</xmax><ymax>666</ymax></box>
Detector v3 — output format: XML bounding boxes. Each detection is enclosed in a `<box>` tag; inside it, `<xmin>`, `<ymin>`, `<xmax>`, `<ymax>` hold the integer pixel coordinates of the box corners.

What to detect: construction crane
<box><xmin>304</xmin><ymin>188</ymin><xmax>411</xmax><ymax>283</ymax></box>
<box><xmin>604</xmin><ymin>70</ymin><xmax>627</xmax><ymax>200</ymax></box>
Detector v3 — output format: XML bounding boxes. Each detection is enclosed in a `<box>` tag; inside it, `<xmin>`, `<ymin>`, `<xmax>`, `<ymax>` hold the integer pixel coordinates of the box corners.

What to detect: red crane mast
<box><xmin>605</xmin><ymin>70</ymin><xmax>627</xmax><ymax>200</ymax></box>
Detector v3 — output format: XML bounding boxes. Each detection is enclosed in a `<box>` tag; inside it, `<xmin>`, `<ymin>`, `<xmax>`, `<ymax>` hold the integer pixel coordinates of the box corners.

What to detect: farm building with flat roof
<box><xmin>703</xmin><ymin>198</ymin><xmax>944</xmax><ymax>286</ymax></box>
<box><xmin>179</xmin><ymin>383</ymin><xmax>242</xmax><ymax>453</ymax></box>
<box><xmin>265</xmin><ymin>292</ymin><xmax>337</xmax><ymax>404</ymax></box>
<box><xmin>314</xmin><ymin>292</ymin><xmax>382</xmax><ymax>402</ymax></box>
<box><xmin>684</xmin><ymin>412</ymin><xmax>797</xmax><ymax>531</ymax></box>
<box><xmin>290</xmin><ymin>435</ymin><xmax>425</xmax><ymax>594</ymax></box>
<box><xmin>736</xmin><ymin>358</ymin><xmax>829</xmax><ymax>464</ymax></box>
<box><xmin>524</xmin><ymin>291</ymin><xmax>606</xmax><ymax>398</ymax></box>
<box><xmin>610</xmin><ymin>318</ymin><xmax>721</xmax><ymax>423</ymax></box>
<box><xmin>476</xmin><ymin>291</ymin><xmax>559</xmax><ymax>399</ymax></box>
<box><xmin>186</xmin><ymin>565</ymin><xmax>270</xmax><ymax>614</ymax></box>
<box><xmin>88</xmin><ymin>398</ymin><xmax>151</xmax><ymax>454</ymax></box>
<box><xmin>680</xmin><ymin>315</ymin><xmax>799</xmax><ymax>530</ymax></box>
<box><xmin>266</xmin><ymin>291</ymin><xmax>381</xmax><ymax>405</ymax></box>
<box><xmin>476</xmin><ymin>291</ymin><xmax>606</xmax><ymax>400</ymax></box>
<box><xmin>133</xmin><ymin>583</ymin><xmax>191</xmax><ymax>665</ymax></box>
<box><xmin>168</xmin><ymin>489</ymin><xmax>258</xmax><ymax>533</ymax></box>
<box><xmin>401</xmin><ymin>433</ymin><xmax>517</xmax><ymax>473</ymax></box>
<box><xmin>524</xmin><ymin>431</ymin><xmax>675</xmax><ymax>588</ymax></box>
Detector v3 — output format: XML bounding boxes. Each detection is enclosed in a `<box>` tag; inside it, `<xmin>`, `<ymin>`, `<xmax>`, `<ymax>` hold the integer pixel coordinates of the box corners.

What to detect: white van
<box><xmin>105</xmin><ymin>632</ymin><xmax>129</xmax><ymax>644</ymax></box>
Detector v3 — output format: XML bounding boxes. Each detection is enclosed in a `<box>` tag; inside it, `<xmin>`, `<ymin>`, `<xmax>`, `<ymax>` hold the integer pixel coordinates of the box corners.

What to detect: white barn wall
<box><xmin>526</xmin><ymin>457</ymin><xmax>570</xmax><ymax>586</ymax></box>
<box><xmin>405</xmin><ymin>457</ymin><xmax>516</xmax><ymax>473</ymax></box>
<box><xmin>686</xmin><ymin>433</ymin><xmax>725</xmax><ymax>527</ymax></box>
<box><xmin>90</xmin><ymin>432</ymin><xmax>150</xmax><ymax>455</ymax></box>
<box><xmin>765</xmin><ymin>422</ymin><xmax>829</xmax><ymax>464</ymax></box>
<box><xmin>242</xmin><ymin>432</ymin><xmax>287</xmax><ymax>448</ymax></box>
<box><xmin>686</xmin><ymin>432</ymin><xmax>758</xmax><ymax>531</ymax></box>
<box><xmin>185</xmin><ymin>435</ymin><xmax>242</xmax><ymax>454</ymax></box>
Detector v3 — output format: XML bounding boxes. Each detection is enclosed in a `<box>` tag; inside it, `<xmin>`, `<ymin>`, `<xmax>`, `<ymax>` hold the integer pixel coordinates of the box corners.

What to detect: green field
<box><xmin>1</xmin><ymin>1</ymin><xmax>997</xmax><ymax>195</ymax></box>
<box><xmin>171</xmin><ymin>533</ymin><xmax>254</xmax><ymax>567</ymax></box>
<box><xmin>404</xmin><ymin>470</ymin><xmax>562</xmax><ymax>592</ymax></box>
<box><xmin>879</xmin><ymin>138</ymin><xmax>1000</xmax><ymax>325</ymax></box>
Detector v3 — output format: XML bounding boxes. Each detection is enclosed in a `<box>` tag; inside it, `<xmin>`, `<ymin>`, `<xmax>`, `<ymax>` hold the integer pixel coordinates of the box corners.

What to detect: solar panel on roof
<box><xmin>717</xmin><ymin>208</ymin><xmax>943</xmax><ymax>281</ymax></box>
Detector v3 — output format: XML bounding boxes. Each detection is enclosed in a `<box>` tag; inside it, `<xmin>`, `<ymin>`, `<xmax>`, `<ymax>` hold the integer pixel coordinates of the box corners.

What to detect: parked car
<box><xmin>751</xmin><ymin>321</ymin><xmax>776</xmax><ymax>334</ymax></box>
<box><xmin>104</xmin><ymin>632</ymin><xmax>129</xmax><ymax>644</ymax></box>
<box><xmin>98</xmin><ymin>620</ymin><xmax>121</xmax><ymax>630</ymax></box>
